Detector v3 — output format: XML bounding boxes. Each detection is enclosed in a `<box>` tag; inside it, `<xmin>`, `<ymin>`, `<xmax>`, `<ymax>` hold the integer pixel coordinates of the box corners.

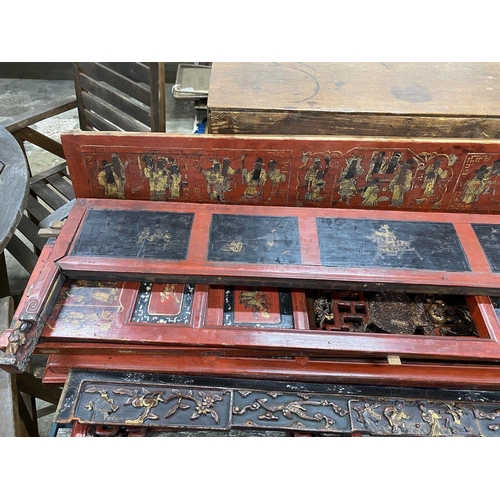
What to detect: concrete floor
<box><xmin>0</xmin><ymin>63</ymin><xmax>204</xmax><ymax>435</ymax></box>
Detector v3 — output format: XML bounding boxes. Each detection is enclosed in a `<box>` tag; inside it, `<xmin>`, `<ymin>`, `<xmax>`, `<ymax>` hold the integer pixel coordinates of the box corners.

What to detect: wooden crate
<box><xmin>207</xmin><ymin>62</ymin><xmax>500</xmax><ymax>138</ymax></box>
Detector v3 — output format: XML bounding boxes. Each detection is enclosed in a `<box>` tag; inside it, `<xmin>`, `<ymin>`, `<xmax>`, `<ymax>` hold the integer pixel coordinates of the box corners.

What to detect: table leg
<box><xmin>0</xmin><ymin>252</ymin><xmax>11</xmax><ymax>298</ymax></box>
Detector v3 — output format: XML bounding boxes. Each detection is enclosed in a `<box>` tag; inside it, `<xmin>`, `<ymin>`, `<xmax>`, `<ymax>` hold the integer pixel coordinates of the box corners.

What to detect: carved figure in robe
<box><xmin>461</xmin><ymin>161</ymin><xmax>500</xmax><ymax>205</ymax></box>
<box><xmin>422</xmin><ymin>159</ymin><xmax>448</xmax><ymax>198</ymax></box>
<box><xmin>168</xmin><ymin>164</ymin><xmax>182</xmax><ymax>199</ymax></box>
<box><xmin>389</xmin><ymin>159</ymin><xmax>415</xmax><ymax>207</ymax></box>
<box><xmin>419</xmin><ymin>404</ymin><xmax>445</xmax><ymax>436</ymax></box>
<box><xmin>146</xmin><ymin>157</ymin><xmax>171</xmax><ymax>201</ymax></box>
<box><xmin>383</xmin><ymin>400</ymin><xmax>412</xmax><ymax>434</ymax></box>
<box><xmin>338</xmin><ymin>157</ymin><xmax>363</xmax><ymax>204</ymax></box>
<box><xmin>305</xmin><ymin>156</ymin><xmax>330</xmax><ymax>201</ymax></box>
<box><xmin>267</xmin><ymin>159</ymin><xmax>286</xmax><ymax>196</ymax></box>
<box><xmin>203</xmin><ymin>161</ymin><xmax>226</xmax><ymax>201</ymax></box>
<box><xmin>242</xmin><ymin>158</ymin><xmax>267</xmax><ymax>198</ymax></box>
<box><xmin>361</xmin><ymin>178</ymin><xmax>389</xmax><ymax>206</ymax></box>
<box><xmin>97</xmin><ymin>153</ymin><xmax>127</xmax><ymax>198</ymax></box>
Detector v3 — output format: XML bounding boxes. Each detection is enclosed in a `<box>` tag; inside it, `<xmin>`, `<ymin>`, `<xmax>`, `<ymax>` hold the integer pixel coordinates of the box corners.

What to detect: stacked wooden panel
<box><xmin>4</xmin><ymin>131</ymin><xmax>500</xmax><ymax>435</ymax></box>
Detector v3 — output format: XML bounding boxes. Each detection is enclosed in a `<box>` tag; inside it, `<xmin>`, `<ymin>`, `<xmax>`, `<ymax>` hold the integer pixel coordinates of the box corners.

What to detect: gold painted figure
<box><xmin>389</xmin><ymin>159</ymin><xmax>415</xmax><ymax>207</ymax></box>
<box><xmin>422</xmin><ymin>159</ymin><xmax>448</xmax><ymax>198</ymax></box>
<box><xmin>239</xmin><ymin>291</ymin><xmax>271</xmax><ymax>319</ymax></box>
<box><xmin>361</xmin><ymin>178</ymin><xmax>389</xmax><ymax>206</ymax></box>
<box><xmin>97</xmin><ymin>153</ymin><xmax>128</xmax><ymax>198</ymax></box>
<box><xmin>242</xmin><ymin>157</ymin><xmax>267</xmax><ymax>199</ymax></box>
<box><xmin>365</xmin><ymin>151</ymin><xmax>387</xmax><ymax>181</ymax></box>
<box><xmin>137</xmin><ymin>226</ymin><xmax>172</xmax><ymax>249</ymax></box>
<box><xmin>304</xmin><ymin>155</ymin><xmax>330</xmax><ymax>202</ymax></box>
<box><xmin>368</xmin><ymin>224</ymin><xmax>420</xmax><ymax>260</ymax></box>
<box><xmin>222</xmin><ymin>236</ymin><xmax>243</xmax><ymax>253</ymax></box>
<box><xmin>144</xmin><ymin>156</ymin><xmax>170</xmax><ymax>201</ymax></box>
<box><xmin>202</xmin><ymin>160</ymin><xmax>226</xmax><ymax>201</ymax></box>
<box><xmin>338</xmin><ymin>156</ymin><xmax>363</xmax><ymax>204</ymax></box>
<box><xmin>267</xmin><ymin>159</ymin><xmax>286</xmax><ymax>196</ymax></box>
<box><xmin>461</xmin><ymin>160</ymin><xmax>500</xmax><ymax>205</ymax></box>
<box><xmin>221</xmin><ymin>157</ymin><xmax>240</xmax><ymax>193</ymax></box>
<box><xmin>160</xmin><ymin>284</ymin><xmax>181</xmax><ymax>304</ymax></box>
<box><xmin>168</xmin><ymin>164</ymin><xmax>182</xmax><ymax>199</ymax></box>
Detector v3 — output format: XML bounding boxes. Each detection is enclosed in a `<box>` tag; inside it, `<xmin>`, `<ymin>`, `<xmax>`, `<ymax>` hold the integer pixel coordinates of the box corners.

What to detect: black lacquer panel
<box><xmin>472</xmin><ymin>224</ymin><xmax>500</xmax><ymax>272</ymax></box>
<box><xmin>71</xmin><ymin>209</ymin><xmax>194</xmax><ymax>260</ymax></box>
<box><xmin>131</xmin><ymin>283</ymin><xmax>194</xmax><ymax>324</ymax></box>
<box><xmin>317</xmin><ymin>218</ymin><xmax>470</xmax><ymax>271</ymax></box>
<box><xmin>207</xmin><ymin>214</ymin><xmax>301</xmax><ymax>265</ymax></box>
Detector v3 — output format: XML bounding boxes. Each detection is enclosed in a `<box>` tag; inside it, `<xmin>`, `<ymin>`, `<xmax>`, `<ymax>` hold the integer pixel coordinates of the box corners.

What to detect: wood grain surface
<box><xmin>207</xmin><ymin>62</ymin><xmax>500</xmax><ymax>137</ymax></box>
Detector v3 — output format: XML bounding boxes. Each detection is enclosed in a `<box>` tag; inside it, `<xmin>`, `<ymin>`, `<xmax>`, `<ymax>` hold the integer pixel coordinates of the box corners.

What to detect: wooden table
<box><xmin>0</xmin><ymin>128</ymin><xmax>30</xmax><ymax>434</ymax></box>
<box><xmin>207</xmin><ymin>62</ymin><xmax>500</xmax><ymax>138</ymax></box>
<box><xmin>0</xmin><ymin>125</ymin><xmax>30</xmax><ymax>297</ymax></box>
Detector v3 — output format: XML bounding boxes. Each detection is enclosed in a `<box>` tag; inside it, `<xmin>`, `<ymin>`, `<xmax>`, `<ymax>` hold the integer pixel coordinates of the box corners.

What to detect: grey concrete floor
<box><xmin>0</xmin><ymin>65</ymin><xmax>204</xmax><ymax>435</ymax></box>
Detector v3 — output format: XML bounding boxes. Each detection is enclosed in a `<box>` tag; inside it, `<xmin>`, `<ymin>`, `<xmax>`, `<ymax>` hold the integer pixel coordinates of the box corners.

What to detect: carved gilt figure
<box><xmin>445</xmin><ymin>404</ymin><xmax>477</xmax><ymax>436</ymax></box>
<box><xmin>418</xmin><ymin>403</ymin><xmax>445</xmax><ymax>436</ymax></box>
<box><xmin>383</xmin><ymin>400</ymin><xmax>412</xmax><ymax>434</ymax></box>
<box><xmin>354</xmin><ymin>402</ymin><xmax>383</xmax><ymax>434</ymax></box>
<box><xmin>314</xmin><ymin>296</ymin><xmax>334</xmax><ymax>329</ymax></box>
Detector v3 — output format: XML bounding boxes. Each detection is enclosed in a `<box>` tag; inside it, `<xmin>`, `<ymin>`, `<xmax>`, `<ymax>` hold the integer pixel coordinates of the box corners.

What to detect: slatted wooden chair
<box><xmin>73</xmin><ymin>62</ymin><xmax>166</xmax><ymax>132</ymax></box>
<box><xmin>2</xmin><ymin>97</ymin><xmax>78</xmax><ymax>277</ymax></box>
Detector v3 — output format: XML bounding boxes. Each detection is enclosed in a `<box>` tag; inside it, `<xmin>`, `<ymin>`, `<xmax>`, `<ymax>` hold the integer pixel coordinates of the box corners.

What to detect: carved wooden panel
<box><xmin>62</xmin><ymin>132</ymin><xmax>500</xmax><ymax>214</ymax></box>
<box><xmin>55</xmin><ymin>370</ymin><xmax>500</xmax><ymax>436</ymax></box>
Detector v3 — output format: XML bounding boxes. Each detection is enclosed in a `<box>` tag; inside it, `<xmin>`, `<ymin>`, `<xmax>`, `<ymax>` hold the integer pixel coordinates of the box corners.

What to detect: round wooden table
<box><xmin>0</xmin><ymin>125</ymin><xmax>30</xmax><ymax>297</ymax></box>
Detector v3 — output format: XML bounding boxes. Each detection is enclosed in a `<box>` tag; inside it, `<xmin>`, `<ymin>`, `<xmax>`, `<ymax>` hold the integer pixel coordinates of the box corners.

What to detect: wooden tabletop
<box><xmin>0</xmin><ymin>125</ymin><xmax>30</xmax><ymax>253</ymax></box>
<box><xmin>207</xmin><ymin>62</ymin><xmax>500</xmax><ymax>137</ymax></box>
